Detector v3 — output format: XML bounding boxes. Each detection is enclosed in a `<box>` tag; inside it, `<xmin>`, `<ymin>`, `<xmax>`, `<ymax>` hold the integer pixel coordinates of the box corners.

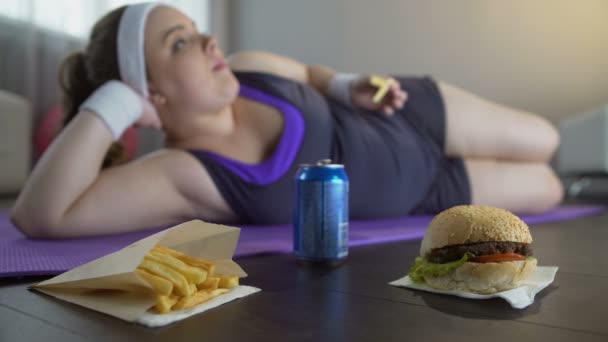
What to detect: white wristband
<box><xmin>327</xmin><ymin>73</ymin><xmax>360</xmax><ymax>106</ymax></box>
<box><xmin>79</xmin><ymin>80</ymin><xmax>143</xmax><ymax>140</ymax></box>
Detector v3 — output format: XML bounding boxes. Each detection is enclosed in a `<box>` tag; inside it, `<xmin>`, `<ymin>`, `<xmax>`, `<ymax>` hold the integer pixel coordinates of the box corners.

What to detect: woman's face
<box><xmin>144</xmin><ymin>6</ymin><xmax>238</xmax><ymax>128</ymax></box>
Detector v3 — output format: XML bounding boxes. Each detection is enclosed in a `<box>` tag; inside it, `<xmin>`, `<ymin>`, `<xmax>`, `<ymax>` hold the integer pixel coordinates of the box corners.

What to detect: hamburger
<box><xmin>408</xmin><ymin>205</ymin><xmax>537</xmax><ymax>294</ymax></box>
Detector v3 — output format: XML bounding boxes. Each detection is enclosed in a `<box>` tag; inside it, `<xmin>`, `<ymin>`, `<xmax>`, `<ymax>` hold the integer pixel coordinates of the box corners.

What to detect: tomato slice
<box><xmin>470</xmin><ymin>253</ymin><xmax>527</xmax><ymax>263</ymax></box>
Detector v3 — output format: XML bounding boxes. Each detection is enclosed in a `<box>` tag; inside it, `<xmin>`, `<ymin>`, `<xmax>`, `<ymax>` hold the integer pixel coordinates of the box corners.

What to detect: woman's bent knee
<box><xmin>466</xmin><ymin>159</ymin><xmax>563</xmax><ymax>214</ymax></box>
<box><xmin>537</xmin><ymin>166</ymin><xmax>564</xmax><ymax>211</ymax></box>
<box><xmin>534</xmin><ymin>116</ymin><xmax>560</xmax><ymax>163</ymax></box>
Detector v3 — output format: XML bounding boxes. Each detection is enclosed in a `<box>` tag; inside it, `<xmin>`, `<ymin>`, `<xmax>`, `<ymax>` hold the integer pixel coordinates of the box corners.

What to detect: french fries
<box><xmin>218</xmin><ymin>275</ymin><xmax>239</xmax><ymax>289</ymax></box>
<box><xmin>153</xmin><ymin>245</ymin><xmax>216</xmax><ymax>275</ymax></box>
<box><xmin>155</xmin><ymin>295</ymin><xmax>179</xmax><ymax>314</ymax></box>
<box><xmin>197</xmin><ymin>276</ymin><xmax>220</xmax><ymax>291</ymax></box>
<box><xmin>138</xmin><ymin>259</ymin><xmax>192</xmax><ymax>296</ymax></box>
<box><xmin>145</xmin><ymin>251</ymin><xmax>208</xmax><ymax>284</ymax></box>
<box><xmin>135</xmin><ymin>269</ymin><xmax>173</xmax><ymax>296</ymax></box>
<box><xmin>135</xmin><ymin>245</ymin><xmax>240</xmax><ymax>314</ymax></box>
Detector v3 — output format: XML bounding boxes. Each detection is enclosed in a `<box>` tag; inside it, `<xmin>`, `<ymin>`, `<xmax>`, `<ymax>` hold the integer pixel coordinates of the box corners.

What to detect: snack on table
<box><xmin>136</xmin><ymin>245</ymin><xmax>240</xmax><ymax>314</ymax></box>
<box><xmin>408</xmin><ymin>205</ymin><xmax>537</xmax><ymax>294</ymax></box>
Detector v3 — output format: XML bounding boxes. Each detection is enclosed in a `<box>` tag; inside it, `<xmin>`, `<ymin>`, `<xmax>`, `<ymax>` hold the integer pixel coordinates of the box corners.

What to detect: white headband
<box><xmin>117</xmin><ymin>2</ymin><xmax>160</xmax><ymax>98</ymax></box>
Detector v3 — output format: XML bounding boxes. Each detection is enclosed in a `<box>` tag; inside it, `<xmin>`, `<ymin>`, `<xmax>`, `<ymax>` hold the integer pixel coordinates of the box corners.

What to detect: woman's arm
<box><xmin>228</xmin><ymin>50</ymin><xmax>335</xmax><ymax>95</ymax></box>
<box><xmin>11</xmin><ymin>110</ymin><xmax>232</xmax><ymax>238</ymax></box>
<box><xmin>228</xmin><ymin>50</ymin><xmax>407</xmax><ymax>114</ymax></box>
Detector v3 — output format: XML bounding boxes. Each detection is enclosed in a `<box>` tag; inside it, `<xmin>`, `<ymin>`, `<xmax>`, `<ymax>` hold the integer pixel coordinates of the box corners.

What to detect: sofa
<box><xmin>0</xmin><ymin>89</ymin><xmax>31</xmax><ymax>195</ymax></box>
<box><xmin>0</xmin><ymin>16</ymin><xmax>164</xmax><ymax>196</ymax></box>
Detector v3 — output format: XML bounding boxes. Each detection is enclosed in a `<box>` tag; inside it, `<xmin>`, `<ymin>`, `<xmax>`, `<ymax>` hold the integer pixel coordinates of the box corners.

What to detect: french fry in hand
<box><xmin>135</xmin><ymin>245</ymin><xmax>241</xmax><ymax>314</ymax></box>
<box><xmin>370</xmin><ymin>75</ymin><xmax>394</xmax><ymax>104</ymax></box>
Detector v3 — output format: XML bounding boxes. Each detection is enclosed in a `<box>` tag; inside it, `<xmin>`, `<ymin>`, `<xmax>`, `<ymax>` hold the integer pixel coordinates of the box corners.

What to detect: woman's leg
<box><xmin>438</xmin><ymin>81</ymin><xmax>560</xmax><ymax>162</ymax></box>
<box><xmin>465</xmin><ymin>159</ymin><xmax>564</xmax><ymax>213</ymax></box>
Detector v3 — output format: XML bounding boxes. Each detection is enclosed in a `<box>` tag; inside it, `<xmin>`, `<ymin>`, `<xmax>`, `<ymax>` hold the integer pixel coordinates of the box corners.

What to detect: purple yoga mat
<box><xmin>0</xmin><ymin>205</ymin><xmax>605</xmax><ymax>278</ymax></box>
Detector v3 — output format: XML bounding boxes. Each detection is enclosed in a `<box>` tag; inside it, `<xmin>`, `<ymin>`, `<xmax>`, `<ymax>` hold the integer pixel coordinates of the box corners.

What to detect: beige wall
<box><xmin>226</xmin><ymin>0</ymin><xmax>608</xmax><ymax>122</ymax></box>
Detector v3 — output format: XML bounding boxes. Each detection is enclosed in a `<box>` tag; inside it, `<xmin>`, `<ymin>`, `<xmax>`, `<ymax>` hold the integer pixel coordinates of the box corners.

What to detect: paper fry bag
<box><xmin>32</xmin><ymin>220</ymin><xmax>258</xmax><ymax>324</ymax></box>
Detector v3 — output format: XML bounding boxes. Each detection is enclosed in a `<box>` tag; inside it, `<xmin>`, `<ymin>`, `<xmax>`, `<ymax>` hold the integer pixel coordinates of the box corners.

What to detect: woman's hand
<box><xmin>351</xmin><ymin>75</ymin><xmax>408</xmax><ymax>116</ymax></box>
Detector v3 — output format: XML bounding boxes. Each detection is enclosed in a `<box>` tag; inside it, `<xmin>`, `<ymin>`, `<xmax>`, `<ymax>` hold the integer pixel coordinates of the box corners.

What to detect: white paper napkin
<box><xmin>389</xmin><ymin>266</ymin><xmax>558</xmax><ymax>309</ymax></box>
<box><xmin>135</xmin><ymin>285</ymin><xmax>261</xmax><ymax>327</ymax></box>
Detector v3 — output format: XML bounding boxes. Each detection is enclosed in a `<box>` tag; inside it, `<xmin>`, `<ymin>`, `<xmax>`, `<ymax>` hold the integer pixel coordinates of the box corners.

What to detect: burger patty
<box><xmin>427</xmin><ymin>241</ymin><xmax>533</xmax><ymax>263</ymax></box>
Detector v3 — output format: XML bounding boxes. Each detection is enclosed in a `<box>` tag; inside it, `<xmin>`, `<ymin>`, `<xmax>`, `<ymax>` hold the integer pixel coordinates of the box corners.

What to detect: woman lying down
<box><xmin>11</xmin><ymin>2</ymin><xmax>563</xmax><ymax>238</ymax></box>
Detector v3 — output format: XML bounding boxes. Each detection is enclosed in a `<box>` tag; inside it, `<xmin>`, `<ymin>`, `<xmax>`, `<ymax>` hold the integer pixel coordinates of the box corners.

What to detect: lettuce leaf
<box><xmin>408</xmin><ymin>252</ymin><xmax>475</xmax><ymax>283</ymax></box>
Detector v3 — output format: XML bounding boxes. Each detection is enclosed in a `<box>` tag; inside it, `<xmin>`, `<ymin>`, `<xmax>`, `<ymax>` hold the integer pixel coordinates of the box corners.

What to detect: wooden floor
<box><xmin>1</xmin><ymin>211</ymin><xmax>607</xmax><ymax>341</ymax></box>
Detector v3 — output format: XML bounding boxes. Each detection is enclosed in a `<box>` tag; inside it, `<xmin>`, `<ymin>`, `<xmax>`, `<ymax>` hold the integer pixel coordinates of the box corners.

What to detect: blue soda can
<box><xmin>294</xmin><ymin>159</ymin><xmax>349</xmax><ymax>265</ymax></box>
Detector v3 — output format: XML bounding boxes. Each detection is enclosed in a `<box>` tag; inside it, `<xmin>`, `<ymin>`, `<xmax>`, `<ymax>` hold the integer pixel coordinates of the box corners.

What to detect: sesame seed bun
<box><xmin>420</xmin><ymin>205</ymin><xmax>532</xmax><ymax>257</ymax></box>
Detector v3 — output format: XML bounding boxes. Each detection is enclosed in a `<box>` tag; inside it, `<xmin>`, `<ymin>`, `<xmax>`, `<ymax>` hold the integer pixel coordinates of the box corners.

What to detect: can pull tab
<box><xmin>316</xmin><ymin>159</ymin><xmax>332</xmax><ymax>166</ymax></box>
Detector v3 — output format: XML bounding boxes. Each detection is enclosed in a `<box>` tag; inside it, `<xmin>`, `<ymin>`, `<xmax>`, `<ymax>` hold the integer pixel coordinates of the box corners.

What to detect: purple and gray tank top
<box><xmin>188</xmin><ymin>71</ymin><xmax>444</xmax><ymax>224</ymax></box>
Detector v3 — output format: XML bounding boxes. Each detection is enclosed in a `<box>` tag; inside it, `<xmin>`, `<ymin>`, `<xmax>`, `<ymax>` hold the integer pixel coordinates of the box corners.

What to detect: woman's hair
<box><xmin>58</xmin><ymin>6</ymin><xmax>129</xmax><ymax>168</ymax></box>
